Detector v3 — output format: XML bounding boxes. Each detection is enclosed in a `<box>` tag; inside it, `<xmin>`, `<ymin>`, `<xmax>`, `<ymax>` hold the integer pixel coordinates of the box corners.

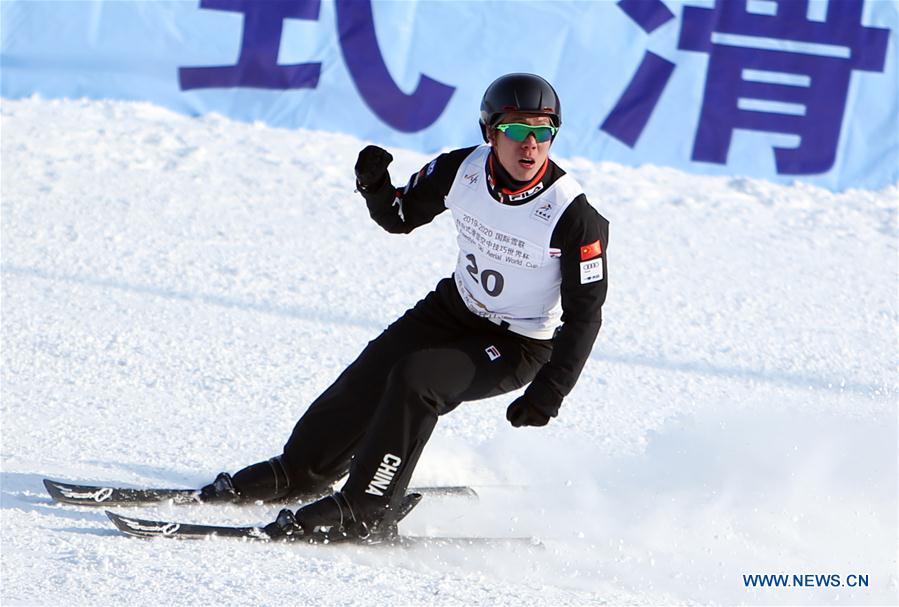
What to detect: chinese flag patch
<box><xmin>580</xmin><ymin>240</ymin><xmax>602</xmax><ymax>260</ymax></box>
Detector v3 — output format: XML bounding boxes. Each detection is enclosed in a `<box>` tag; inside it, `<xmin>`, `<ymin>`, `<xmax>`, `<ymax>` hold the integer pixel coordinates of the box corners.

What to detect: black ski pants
<box><xmin>279</xmin><ymin>276</ymin><xmax>553</xmax><ymax>514</ymax></box>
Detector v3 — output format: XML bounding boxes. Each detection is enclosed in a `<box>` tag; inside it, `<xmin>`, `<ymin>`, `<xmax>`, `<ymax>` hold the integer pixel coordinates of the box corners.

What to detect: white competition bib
<box><xmin>444</xmin><ymin>146</ymin><xmax>583</xmax><ymax>339</ymax></box>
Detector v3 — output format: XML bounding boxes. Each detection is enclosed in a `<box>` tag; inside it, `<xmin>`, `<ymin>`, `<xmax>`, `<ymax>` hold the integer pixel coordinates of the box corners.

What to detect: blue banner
<box><xmin>2</xmin><ymin>0</ymin><xmax>896</xmax><ymax>191</ymax></box>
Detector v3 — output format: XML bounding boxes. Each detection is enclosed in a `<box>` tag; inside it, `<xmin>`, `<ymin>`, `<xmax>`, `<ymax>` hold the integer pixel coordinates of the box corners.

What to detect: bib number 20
<box><xmin>465</xmin><ymin>254</ymin><xmax>504</xmax><ymax>297</ymax></box>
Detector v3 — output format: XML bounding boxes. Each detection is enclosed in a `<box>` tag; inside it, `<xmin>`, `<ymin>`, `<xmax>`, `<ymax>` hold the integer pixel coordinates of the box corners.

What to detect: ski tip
<box><xmin>43</xmin><ymin>478</ymin><xmax>115</xmax><ymax>505</ymax></box>
<box><xmin>393</xmin><ymin>535</ymin><xmax>544</xmax><ymax>549</ymax></box>
<box><xmin>105</xmin><ymin>510</ymin><xmax>128</xmax><ymax>534</ymax></box>
<box><xmin>105</xmin><ymin>510</ymin><xmax>124</xmax><ymax>526</ymax></box>
<box><xmin>414</xmin><ymin>485</ymin><xmax>479</xmax><ymax>500</ymax></box>
<box><xmin>105</xmin><ymin>510</ymin><xmax>152</xmax><ymax>538</ymax></box>
<box><xmin>450</xmin><ymin>486</ymin><xmax>479</xmax><ymax>500</ymax></box>
<box><xmin>43</xmin><ymin>478</ymin><xmax>67</xmax><ymax>501</ymax></box>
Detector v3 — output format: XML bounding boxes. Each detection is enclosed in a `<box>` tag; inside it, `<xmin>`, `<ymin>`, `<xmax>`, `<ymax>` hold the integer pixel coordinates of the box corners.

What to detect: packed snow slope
<box><xmin>1</xmin><ymin>97</ymin><xmax>897</xmax><ymax>606</ymax></box>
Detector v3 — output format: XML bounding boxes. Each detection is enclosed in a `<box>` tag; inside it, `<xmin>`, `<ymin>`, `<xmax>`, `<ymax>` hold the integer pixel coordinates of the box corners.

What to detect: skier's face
<box><xmin>488</xmin><ymin>113</ymin><xmax>554</xmax><ymax>182</ymax></box>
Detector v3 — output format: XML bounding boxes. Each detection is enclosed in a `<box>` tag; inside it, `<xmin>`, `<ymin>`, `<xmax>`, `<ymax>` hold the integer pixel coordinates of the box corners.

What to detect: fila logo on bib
<box><xmin>509</xmin><ymin>182</ymin><xmax>544</xmax><ymax>203</ymax></box>
<box><xmin>485</xmin><ymin>345</ymin><xmax>501</xmax><ymax>361</ymax></box>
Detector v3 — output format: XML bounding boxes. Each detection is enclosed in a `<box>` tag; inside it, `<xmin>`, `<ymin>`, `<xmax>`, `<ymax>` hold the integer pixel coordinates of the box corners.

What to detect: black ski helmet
<box><xmin>479</xmin><ymin>73</ymin><xmax>562</xmax><ymax>142</ymax></box>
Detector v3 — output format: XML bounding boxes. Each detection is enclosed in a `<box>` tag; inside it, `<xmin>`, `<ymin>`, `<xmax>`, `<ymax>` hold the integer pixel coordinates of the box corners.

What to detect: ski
<box><xmin>44</xmin><ymin>478</ymin><xmax>477</xmax><ymax>507</ymax></box>
<box><xmin>45</xmin><ymin>479</ymin><xmax>200</xmax><ymax>506</ymax></box>
<box><xmin>106</xmin><ymin>491</ymin><xmax>427</xmax><ymax>543</ymax></box>
<box><xmin>105</xmin><ymin>510</ymin><xmax>541</xmax><ymax>548</ymax></box>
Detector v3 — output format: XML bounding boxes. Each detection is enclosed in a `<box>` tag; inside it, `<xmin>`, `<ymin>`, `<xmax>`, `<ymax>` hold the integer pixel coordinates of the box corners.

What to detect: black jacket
<box><xmin>357</xmin><ymin>146</ymin><xmax>609</xmax><ymax>409</ymax></box>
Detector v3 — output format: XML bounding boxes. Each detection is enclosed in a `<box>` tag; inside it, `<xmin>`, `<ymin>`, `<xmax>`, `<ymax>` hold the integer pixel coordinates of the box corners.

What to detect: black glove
<box><xmin>355</xmin><ymin>145</ymin><xmax>393</xmax><ymax>192</ymax></box>
<box><xmin>505</xmin><ymin>384</ymin><xmax>562</xmax><ymax>428</ymax></box>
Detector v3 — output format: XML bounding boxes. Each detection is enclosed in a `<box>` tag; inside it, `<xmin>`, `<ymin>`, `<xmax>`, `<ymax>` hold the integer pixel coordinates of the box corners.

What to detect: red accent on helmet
<box><xmin>479</xmin><ymin>73</ymin><xmax>562</xmax><ymax>142</ymax></box>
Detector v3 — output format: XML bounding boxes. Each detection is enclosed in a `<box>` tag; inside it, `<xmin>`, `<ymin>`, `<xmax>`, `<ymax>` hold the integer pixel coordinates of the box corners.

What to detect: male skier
<box><xmin>201</xmin><ymin>73</ymin><xmax>609</xmax><ymax>542</ymax></box>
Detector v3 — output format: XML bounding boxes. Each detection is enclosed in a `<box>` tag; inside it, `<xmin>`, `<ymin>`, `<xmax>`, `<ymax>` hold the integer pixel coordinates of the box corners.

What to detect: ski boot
<box><xmin>199</xmin><ymin>472</ymin><xmax>241</xmax><ymax>503</ymax></box>
<box><xmin>200</xmin><ymin>456</ymin><xmax>305</xmax><ymax>504</ymax></box>
<box><xmin>264</xmin><ymin>491</ymin><xmax>422</xmax><ymax>544</ymax></box>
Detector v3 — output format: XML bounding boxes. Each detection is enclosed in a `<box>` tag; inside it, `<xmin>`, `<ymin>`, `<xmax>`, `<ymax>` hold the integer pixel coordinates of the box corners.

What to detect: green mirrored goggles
<box><xmin>494</xmin><ymin>122</ymin><xmax>558</xmax><ymax>143</ymax></box>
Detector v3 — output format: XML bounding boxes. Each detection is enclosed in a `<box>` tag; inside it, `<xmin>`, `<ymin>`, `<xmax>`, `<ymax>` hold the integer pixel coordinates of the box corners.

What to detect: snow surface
<box><xmin>1</xmin><ymin>96</ymin><xmax>897</xmax><ymax>606</ymax></box>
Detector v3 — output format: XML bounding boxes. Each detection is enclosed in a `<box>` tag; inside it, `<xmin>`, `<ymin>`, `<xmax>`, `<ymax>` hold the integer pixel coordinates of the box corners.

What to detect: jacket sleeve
<box><xmin>358</xmin><ymin>146</ymin><xmax>476</xmax><ymax>234</ymax></box>
<box><xmin>525</xmin><ymin>195</ymin><xmax>609</xmax><ymax>407</ymax></box>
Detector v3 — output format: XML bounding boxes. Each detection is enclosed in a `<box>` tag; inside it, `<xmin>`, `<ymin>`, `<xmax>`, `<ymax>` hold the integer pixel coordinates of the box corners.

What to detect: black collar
<box><xmin>485</xmin><ymin>152</ymin><xmax>551</xmax><ymax>205</ymax></box>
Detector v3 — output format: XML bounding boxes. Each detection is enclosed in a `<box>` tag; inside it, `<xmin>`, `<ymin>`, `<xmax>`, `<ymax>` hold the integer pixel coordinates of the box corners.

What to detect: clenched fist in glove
<box><xmin>505</xmin><ymin>383</ymin><xmax>562</xmax><ymax>427</ymax></box>
<box><xmin>355</xmin><ymin>145</ymin><xmax>393</xmax><ymax>192</ymax></box>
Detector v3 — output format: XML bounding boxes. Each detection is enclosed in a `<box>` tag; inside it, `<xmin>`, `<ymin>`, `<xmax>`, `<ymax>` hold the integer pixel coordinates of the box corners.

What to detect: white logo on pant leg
<box><xmin>365</xmin><ymin>453</ymin><xmax>402</xmax><ymax>496</ymax></box>
<box><xmin>485</xmin><ymin>345</ymin><xmax>501</xmax><ymax>361</ymax></box>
